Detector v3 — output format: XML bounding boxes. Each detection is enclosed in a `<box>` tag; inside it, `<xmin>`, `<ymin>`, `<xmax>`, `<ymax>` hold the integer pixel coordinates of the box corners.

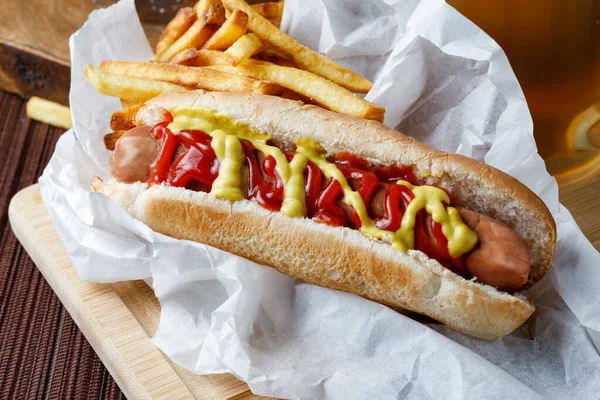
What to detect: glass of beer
<box><xmin>448</xmin><ymin>0</ymin><xmax>600</xmax><ymax>181</ymax></box>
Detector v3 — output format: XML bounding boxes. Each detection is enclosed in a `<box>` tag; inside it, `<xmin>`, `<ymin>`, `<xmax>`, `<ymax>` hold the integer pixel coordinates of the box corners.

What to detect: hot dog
<box><xmin>93</xmin><ymin>91</ymin><xmax>557</xmax><ymax>339</ymax></box>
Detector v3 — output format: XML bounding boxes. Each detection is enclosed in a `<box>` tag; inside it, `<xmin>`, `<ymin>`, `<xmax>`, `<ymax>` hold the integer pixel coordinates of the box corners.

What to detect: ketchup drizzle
<box><xmin>375</xmin><ymin>184</ymin><xmax>414</xmax><ymax>232</ymax></box>
<box><xmin>304</xmin><ymin>159</ymin><xmax>322</xmax><ymax>218</ymax></box>
<box><xmin>241</xmin><ymin>140</ymin><xmax>284</xmax><ymax>211</ymax></box>
<box><xmin>148</xmin><ymin>122</ymin><xmax>178</xmax><ymax>184</ymax></box>
<box><xmin>338</xmin><ymin>164</ymin><xmax>379</xmax><ymax>229</ymax></box>
<box><xmin>149</xmin><ymin>126</ymin><xmax>219</xmax><ymax>191</ymax></box>
<box><xmin>331</xmin><ymin>152</ymin><xmax>417</xmax><ymax>183</ymax></box>
<box><xmin>167</xmin><ymin>130</ymin><xmax>219</xmax><ymax>191</ymax></box>
<box><xmin>415</xmin><ymin>212</ymin><xmax>467</xmax><ymax>276</ymax></box>
<box><xmin>313</xmin><ymin>179</ymin><xmax>347</xmax><ymax>227</ymax></box>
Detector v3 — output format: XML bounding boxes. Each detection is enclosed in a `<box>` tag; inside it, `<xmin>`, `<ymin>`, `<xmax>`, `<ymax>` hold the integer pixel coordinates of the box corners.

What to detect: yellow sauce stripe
<box><xmin>397</xmin><ymin>181</ymin><xmax>477</xmax><ymax>257</ymax></box>
<box><xmin>169</xmin><ymin>106</ymin><xmax>271</xmax><ymax>142</ymax></box>
<box><xmin>280</xmin><ymin>154</ymin><xmax>308</xmax><ymax>218</ymax></box>
<box><xmin>209</xmin><ymin>130</ymin><xmax>246</xmax><ymax>201</ymax></box>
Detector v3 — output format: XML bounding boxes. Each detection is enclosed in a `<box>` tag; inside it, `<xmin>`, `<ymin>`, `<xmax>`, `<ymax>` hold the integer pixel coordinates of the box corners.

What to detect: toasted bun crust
<box><xmin>96</xmin><ymin>180</ymin><xmax>535</xmax><ymax>340</ymax></box>
<box><xmin>97</xmin><ymin>91</ymin><xmax>557</xmax><ymax>339</ymax></box>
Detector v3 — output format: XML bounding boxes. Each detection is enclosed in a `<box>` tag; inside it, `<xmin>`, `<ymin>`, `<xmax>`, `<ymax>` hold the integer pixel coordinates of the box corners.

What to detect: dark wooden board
<box><xmin>0</xmin><ymin>0</ymin><xmax>196</xmax><ymax>105</ymax></box>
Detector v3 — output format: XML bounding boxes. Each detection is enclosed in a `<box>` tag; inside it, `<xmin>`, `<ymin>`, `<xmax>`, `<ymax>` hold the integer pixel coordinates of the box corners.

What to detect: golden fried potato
<box><xmin>99</xmin><ymin>60</ymin><xmax>283</xmax><ymax>96</ymax></box>
<box><xmin>255</xmin><ymin>47</ymin><xmax>297</xmax><ymax>68</ymax></box>
<box><xmin>193</xmin><ymin>0</ymin><xmax>222</xmax><ymax>15</ymax></box>
<box><xmin>171</xmin><ymin>49</ymin><xmax>232</xmax><ymax>66</ymax></box>
<box><xmin>203</xmin><ymin>9</ymin><xmax>248</xmax><ymax>50</ymax></box>
<box><xmin>110</xmin><ymin>103</ymin><xmax>143</xmax><ymax>131</ymax></box>
<box><xmin>85</xmin><ymin>65</ymin><xmax>189</xmax><ymax>103</ymax></box>
<box><xmin>208</xmin><ymin>62</ymin><xmax>384</xmax><ymax>121</ymax></box>
<box><xmin>156</xmin><ymin>3</ymin><xmax>226</xmax><ymax>62</ymax></box>
<box><xmin>225</xmin><ymin>33</ymin><xmax>263</xmax><ymax>66</ymax></box>
<box><xmin>103</xmin><ymin>130</ymin><xmax>127</xmax><ymax>151</ymax></box>
<box><xmin>26</xmin><ymin>97</ymin><xmax>72</xmax><ymax>129</ymax></box>
<box><xmin>251</xmin><ymin>1</ymin><xmax>284</xmax><ymax>22</ymax></box>
<box><xmin>154</xmin><ymin>7</ymin><xmax>197</xmax><ymax>60</ymax></box>
<box><xmin>222</xmin><ymin>0</ymin><xmax>372</xmax><ymax>93</ymax></box>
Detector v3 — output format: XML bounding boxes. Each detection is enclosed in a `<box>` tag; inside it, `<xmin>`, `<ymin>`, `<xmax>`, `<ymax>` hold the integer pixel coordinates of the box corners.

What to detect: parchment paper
<box><xmin>39</xmin><ymin>0</ymin><xmax>600</xmax><ymax>398</ymax></box>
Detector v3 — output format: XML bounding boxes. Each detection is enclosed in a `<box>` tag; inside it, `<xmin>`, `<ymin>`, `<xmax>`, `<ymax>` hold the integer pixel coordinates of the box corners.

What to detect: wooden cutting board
<box><xmin>8</xmin><ymin>184</ymin><xmax>273</xmax><ymax>400</ymax></box>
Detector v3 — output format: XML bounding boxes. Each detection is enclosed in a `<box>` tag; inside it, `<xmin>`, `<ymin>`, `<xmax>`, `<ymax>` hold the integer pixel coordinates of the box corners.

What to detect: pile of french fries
<box><xmin>86</xmin><ymin>0</ymin><xmax>384</xmax><ymax>140</ymax></box>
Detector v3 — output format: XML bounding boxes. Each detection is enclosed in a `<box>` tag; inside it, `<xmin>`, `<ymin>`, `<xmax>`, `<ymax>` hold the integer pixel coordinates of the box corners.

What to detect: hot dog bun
<box><xmin>95</xmin><ymin>90</ymin><xmax>556</xmax><ymax>339</ymax></box>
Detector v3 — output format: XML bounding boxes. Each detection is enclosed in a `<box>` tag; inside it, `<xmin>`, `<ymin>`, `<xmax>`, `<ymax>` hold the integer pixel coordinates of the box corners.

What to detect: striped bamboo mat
<box><xmin>0</xmin><ymin>91</ymin><xmax>123</xmax><ymax>399</ymax></box>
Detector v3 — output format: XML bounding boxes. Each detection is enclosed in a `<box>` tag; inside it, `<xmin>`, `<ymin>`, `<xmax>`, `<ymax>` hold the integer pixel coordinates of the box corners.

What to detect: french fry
<box><xmin>225</xmin><ymin>33</ymin><xmax>263</xmax><ymax>66</ymax></box>
<box><xmin>169</xmin><ymin>48</ymin><xmax>202</xmax><ymax>66</ymax></box>
<box><xmin>88</xmin><ymin>0</ymin><xmax>382</xmax><ymax>125</ymax></box>
<box><xmin>168</xmin><ymin>53</ymin><xmax>378</xmax><ymax>120</ymax></box>
<box><xmin>110</xmin><ymin>103</ymin><xmax>143</xmax><ymax>131</ymax></box>
<box><xmin>154</xmin><ymin>7</ymin><xmax>197</xmax><ymax>60</ymax></box>
<box><xmin>222</xmin><ymin>0</ymin><xmax>372</xmax><ymax>93</ymax></box>
<box><xmin>256</xmin><ymin>48</ymin><xmax>297</xmax><ymax>68</ymax></box>
<box><xmin>85</xmin><ymin>65</ymin><xmax>189</xmax><ymax>103</ymax></box>
<box><xmin>156</xmin><ymin>3</ymin><xmax>226</xmax><ymax>62</ymax></box>
<box><xmin>120</xmin><ymin>99</ymin><xmax>139</xmax><ymax>108</ymax></box>
<box><xmin>264</xmin><ymin>55</ymin><xmax>296</xmax><ymax>68</ymax></box>
<box><xmin>204</xmin><ymin>2</ymin><xmax>227</xmax><ymax>25</ymax></box>
<box><xmin>203</xmin><ymin>9</ymin><xmax>248</xmax><ymax>50</ymax></box>
<box><xmin>207</xmin><ymin>62</ymin><xmax>384</xmax><ymax>121</ymax></box>
<box><xmin>251</xmin><ymin>1</ymin><xmax>284</xmax><ymax>22</ymax></box>
<box><xmin>193</xmin><ymin>0</ymin><xmax>222</xmax><ymax>15</ymax></box>
<box><xmin>280</xmin><ymin>89</ymin><xmax>315</xmax><ymax>105</ymax></box>
<box><xmin>104</xmin><ymin>130</ymin><xmax>126</xmax><ymax>151</ymax></box>
<box><xmin>26</xmin><ymin>97</ymin><xmax>72</xmax><ymax>129</ymax></box>
<box><xmin>171</xmin><ymin>48</ymin><xmax>232</xmax><ymax>66</ymax></box>
<box><xmin>99</xmin><ymin>61</ymin><xmax>283</xmax><ymax>95</ymax></box>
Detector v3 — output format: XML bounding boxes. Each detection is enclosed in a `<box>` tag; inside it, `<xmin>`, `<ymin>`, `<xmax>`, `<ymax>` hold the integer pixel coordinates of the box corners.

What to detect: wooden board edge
<box><xmin>0</xmin><ymin>41</ymin><xmax>70</xmax><ymax>105</ymax></box>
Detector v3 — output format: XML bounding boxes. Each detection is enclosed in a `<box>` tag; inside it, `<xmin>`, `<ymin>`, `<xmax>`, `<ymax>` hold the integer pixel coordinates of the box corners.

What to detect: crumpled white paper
<box><xmin>39</xmin><ymin>0</ymin><xmax>600</xmax><ymax>398</ymax></box>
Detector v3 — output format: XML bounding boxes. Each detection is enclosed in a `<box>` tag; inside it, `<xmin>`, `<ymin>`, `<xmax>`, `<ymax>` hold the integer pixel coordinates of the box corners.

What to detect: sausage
<box><xmin>457</xmin><ymin>207</ymin><xmax>530</xmax><ymax>291</ymax></box>
<box><xmin>109</xmin><ymin>125</ymin><xmax>160</xmax><ymax>183</ymax></box>
<box><xmin>367</xmin><ymin>183</ymin><xmax>530</xmax><ymax>291</ymax></box>
<box><xmin>370</xmin><ymin>184</ymin><xmax>388</xmax><ymax>218</ymax></box>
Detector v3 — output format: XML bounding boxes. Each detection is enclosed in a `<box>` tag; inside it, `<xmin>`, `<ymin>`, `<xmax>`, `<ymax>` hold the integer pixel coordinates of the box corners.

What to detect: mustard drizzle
<box><xmin>208</xmin><ymin>130</ymin><xmax>246</xmax><ymax>201</ymax></box>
